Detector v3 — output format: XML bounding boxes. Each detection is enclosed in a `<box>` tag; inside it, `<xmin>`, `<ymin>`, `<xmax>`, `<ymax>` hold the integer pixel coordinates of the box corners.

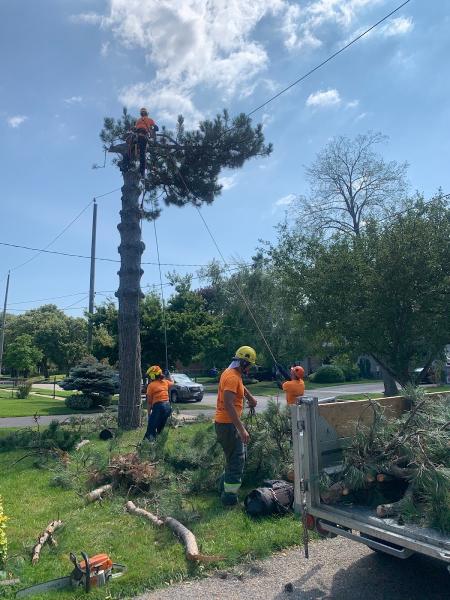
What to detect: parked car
<box><xmin>169</xmin><ymin>373</ymin><xmax>204</xmax><ymax>403</ymax></box>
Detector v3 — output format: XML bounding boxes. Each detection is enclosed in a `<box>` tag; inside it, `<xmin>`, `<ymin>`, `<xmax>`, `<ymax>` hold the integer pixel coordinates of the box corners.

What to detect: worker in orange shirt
<box><xmin>277</xmin><ymin>363</ymin><xmax>305</xmax><ymax>405</ymax></box>
<box><xmin>215</xmin><ymin>346</ymin><xmax>258</xmax><ymax>506</ymax></box>
<box><xmin>143</xmin><ymin>365</ymin><xmax>173</xmax><ymax>441</ymax></box>
<box><xmin>134</xmin><ymin>107</ymin><xmax>158</xmax><ymax>177</ymax></box>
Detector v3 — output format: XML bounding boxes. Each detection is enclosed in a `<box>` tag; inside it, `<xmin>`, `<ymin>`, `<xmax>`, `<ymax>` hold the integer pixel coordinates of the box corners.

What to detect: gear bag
<box><xmin>244</xmin><ymin>479</ymin><xmax>294</xmax><ymax>517</ymax></box>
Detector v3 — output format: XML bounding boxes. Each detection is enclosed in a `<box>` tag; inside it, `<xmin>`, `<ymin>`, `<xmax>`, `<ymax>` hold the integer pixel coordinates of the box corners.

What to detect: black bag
<box><xmin>244</xmin><ymin>479</ymin><xmax>294</xmax><ymax>517</ymax></box>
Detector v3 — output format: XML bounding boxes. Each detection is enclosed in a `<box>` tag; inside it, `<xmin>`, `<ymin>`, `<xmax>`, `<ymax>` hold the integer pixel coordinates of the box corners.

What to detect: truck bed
<box><xmin>318</xmin><ymin>503</ymin><xmax>450</xmax><ymax>551</ymax></box>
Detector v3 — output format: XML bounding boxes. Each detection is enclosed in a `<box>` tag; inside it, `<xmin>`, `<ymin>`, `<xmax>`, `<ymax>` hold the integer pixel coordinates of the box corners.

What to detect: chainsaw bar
<box><xmin>16</xmin><ymin>576</ymin><xmax>73</xmax><ymax>598</ymax></box>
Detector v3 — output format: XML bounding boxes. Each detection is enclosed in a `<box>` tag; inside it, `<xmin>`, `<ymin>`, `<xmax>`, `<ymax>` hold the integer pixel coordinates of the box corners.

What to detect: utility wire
<box><xmin>245</xmin><ymin>0</ymin><xmax>412</xmax><ymax>118</ymax></box>
<box><xmin>0</xmin><ymin>241</ymin><xmax>218</xmax><ymax>267</ymax></box>
<box><xmin>10</xmin><ymin>200</ymin><xmax>94</xmax><ymax>271</ymax></box>
<box><xmin>170</xmin><ymin>161</ymin><xmax>279</xmax><ymax>364</ymax></box>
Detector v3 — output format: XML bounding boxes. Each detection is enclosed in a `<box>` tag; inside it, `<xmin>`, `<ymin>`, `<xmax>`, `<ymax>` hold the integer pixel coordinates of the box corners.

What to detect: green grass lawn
<box><xmin>0</xmin><ymin>391</ymin><xmax>97</xmax><ymax>418</ymax></box>
<box><xmin>32</xmin><ymin>388</ymin><xmax>80</xmax><ymax>398</ymax></box>
<box><xmin>0</xmin><ymin>426</ymin><xmax>303</xmax><ymax>599</ymax></box>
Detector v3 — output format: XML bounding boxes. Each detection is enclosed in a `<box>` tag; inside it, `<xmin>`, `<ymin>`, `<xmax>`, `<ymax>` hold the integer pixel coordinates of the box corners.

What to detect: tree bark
<box><xmin>381</xmin><ymin>366</ymin><xmax>398</xmax><ymax>396</ymax></box>
<box><xmin>116</xmin><ymin>171</ymin><xmax>145</xmax><ymax>429</ymax></box>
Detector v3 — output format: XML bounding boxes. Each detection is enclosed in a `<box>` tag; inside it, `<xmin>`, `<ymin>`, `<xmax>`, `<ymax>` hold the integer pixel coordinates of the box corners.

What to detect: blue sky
<box><xmin>1</xmin><ymin>0</ymin><xmax>449</xmax><ymax>316</ymax></box>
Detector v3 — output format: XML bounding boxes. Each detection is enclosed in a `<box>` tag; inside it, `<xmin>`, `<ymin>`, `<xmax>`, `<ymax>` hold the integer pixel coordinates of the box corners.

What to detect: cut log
<box><xmin>321</xmin><ymin>481</ymin><xmax>347</xmax><ymax>504</ymax></box>
<box><xmin>164</xmin><ymin>516</ymin><xmax>200</xmax><ymax>560</ymax></box>
<box><xmin>125</xmin><ymin>501</ymin><xmax>163</xmax><ymax>526</ymax></box>
<box><xmin>376</xmin><ymin>485</ymin><xmax>413</xmax><ymax>518</ymax></box>
<box><xmin>125</xmin><ymin>501</ymin><xmax>222</xmax><ymax>562</ymax></box>
<box><xmin>85</xmin><ymin>484</ymin><xmax>112</xmax><ymax>503</ymax></box>
<box><xmin>31</xmin><ymin>520</ymin><xmax>63</xmax><ymax>565</ymax></box>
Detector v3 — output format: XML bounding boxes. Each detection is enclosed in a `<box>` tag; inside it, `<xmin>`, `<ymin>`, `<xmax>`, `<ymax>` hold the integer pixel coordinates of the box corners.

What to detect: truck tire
<box><xmin>170</xmin><ymin>390</ymin><xmax>179</xmax><ymax>404</ymax></box>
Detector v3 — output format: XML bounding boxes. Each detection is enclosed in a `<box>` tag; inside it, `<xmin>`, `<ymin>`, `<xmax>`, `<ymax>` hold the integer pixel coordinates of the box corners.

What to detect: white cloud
<box><xmin>306</xmin><ymin>88</ymin><xmax>341</xmax><ymax>108</ymax></box>
<box><xmin>355</xmin><ymin>112</ymin><xmax>367</xmax><ymax>121</ymax></box>
<box><xmin>72</xmin><ymin>1</ymin><xmax>381</xmax><ymax>123</ymax></box>
<box><xmin>282</xmin><ymin>0</ymin><xmax>383</xmax><ymax>50</ymax></box>
<box><xmin>64</xmin><ymin>96</ymin><xmax>83</xmax><ymax>105</ymax></box>
<box><xmin>381</xmin><ymin>16</ymin><xmax>413</xmax><ymax>37</ymax></box>
<box><xmin>272</xmin><ymin>193</ymin><xmax>296</xmax><ymax>213</ymax></box>
<box><xmin>218</xmin><ymin>175</ymin><xmax>237</xmax><ymax>191</ymax></box>
<box><xmin>346</xmin><ymin>99</ymin><xmax>359</xmax><ymax>109</ymax></box>
<box><xmin>7</xmin><ymin>115</ymin><xmax>27</xmax><ymax>128</ymax></box>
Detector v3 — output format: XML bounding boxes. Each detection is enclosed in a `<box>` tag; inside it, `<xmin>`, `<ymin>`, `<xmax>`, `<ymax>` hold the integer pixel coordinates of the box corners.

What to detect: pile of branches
<box><xmin>89</xmin><ymin>452</ymin><xmax>157</xmax><ymax>492</ymax></box>
<box><xmin>322</xmin><ymin>389</ymin><xmax>450</xmax><ymax>532</ymax></box>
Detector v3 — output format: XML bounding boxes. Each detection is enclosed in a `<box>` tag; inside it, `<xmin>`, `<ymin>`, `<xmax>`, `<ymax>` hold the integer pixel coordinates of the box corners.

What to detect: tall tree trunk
<box><xmin>116</xmin><ymin>171</ymin><xmax>144</xmax><ymax>429</ymax></box>
<box><xmin>380</xmin><ymin>366</ymin><xmax>398</xmax><ymax>396</ymax></box>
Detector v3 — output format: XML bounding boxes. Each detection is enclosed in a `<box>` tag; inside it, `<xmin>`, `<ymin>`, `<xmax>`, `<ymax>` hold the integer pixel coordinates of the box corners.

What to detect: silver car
<box><xmin>169</xmin><ymin>373</ymin><xmax>204</xmax><ymax>403</ymax></box>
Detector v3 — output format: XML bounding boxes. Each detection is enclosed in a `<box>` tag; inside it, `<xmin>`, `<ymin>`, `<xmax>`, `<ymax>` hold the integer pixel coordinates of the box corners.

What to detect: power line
<box><xmin>10</xmin><ymin>200</ymin><xmax>94</xmax><ymax>272</ymax></box>
<box><xmin>8</xmin><ymin>291</ymin><xmax>89</xmax><ymax>306</ymax></box>
<box><xmin>245</xmin><ymin>0</ymin><xmax>412</xmax><ymax>118</ymax></box>
<box><xmin>0</xmin><ymin>241</ymin><xmax>218</xmax><ymax>267</ymax></box>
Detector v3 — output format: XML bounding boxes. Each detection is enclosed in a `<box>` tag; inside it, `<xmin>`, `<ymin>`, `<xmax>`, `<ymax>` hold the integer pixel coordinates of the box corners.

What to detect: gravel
<box><xmin>135</xmin><ymin>537</ymin><xmax>449</xmax><ymax>600</ymax></box>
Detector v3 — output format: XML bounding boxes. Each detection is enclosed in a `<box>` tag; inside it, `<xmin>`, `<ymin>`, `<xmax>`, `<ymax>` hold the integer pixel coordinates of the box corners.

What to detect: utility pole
<box><xmin>87</xmin><ymin>199</ymin><xmax>97</xmax><ymax>351</ymax></box>
<box><xmin>0</xmin><ymin>271</ymin><xmax>11</xmax><ymax>376</ymax></box>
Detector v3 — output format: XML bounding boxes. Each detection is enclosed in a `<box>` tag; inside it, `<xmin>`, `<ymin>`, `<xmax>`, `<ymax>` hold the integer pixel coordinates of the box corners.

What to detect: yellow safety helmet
<box><xmin>147</xmin><ymin>365</ymin><xmax>163</xmax><ymax>380</ymax></box>
<box><xmin>233</xmin><ymin>345</ymin><xmax>257</xmax><ymax>366</ymax></box>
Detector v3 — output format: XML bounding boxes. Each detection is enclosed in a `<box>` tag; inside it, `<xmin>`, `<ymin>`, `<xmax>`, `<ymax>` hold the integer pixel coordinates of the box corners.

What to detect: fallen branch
<box><xmin>75</xmin><ymin>439</ymin><xmax>90</xmax><ymax>451</ymax></box>
<box><xmin>125</xmin><ymin>501</ymin><xmax>222</xmax><ymax>562</ymax></box>
<box><xmin>85</xmin><ymin>484</ymin><xmax>112</xmax><ymax>503</ymax></box>
<box><xmin>31</xmin><ymin>520</ymin><xmax>63</xmax><ymax>565</ymax></box>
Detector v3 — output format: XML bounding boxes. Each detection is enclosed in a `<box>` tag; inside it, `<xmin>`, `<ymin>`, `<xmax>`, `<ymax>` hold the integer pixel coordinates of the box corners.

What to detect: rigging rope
<box><xmin>149</xmin><ymin>193</ymin><xmax>170</xmax><ymax>372</ymax></box>
<box><xmin>169</xmin><ymin>159</ymin><xmax>279</xmax><ymax>365</ymax></box>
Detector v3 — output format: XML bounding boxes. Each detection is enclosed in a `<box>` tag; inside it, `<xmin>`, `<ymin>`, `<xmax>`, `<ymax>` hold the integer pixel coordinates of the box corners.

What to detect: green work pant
<box><xmin>215</xmin><ymin>422</ymin><xmax>245</xmax><ymax>496</ymax></box>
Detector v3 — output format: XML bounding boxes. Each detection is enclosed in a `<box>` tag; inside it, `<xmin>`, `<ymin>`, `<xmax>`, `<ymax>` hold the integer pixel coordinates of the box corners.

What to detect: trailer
<box><xmin>291</xmin><ymin>395</ymin><xmax>450</xmax><ymax>572</ymax></box>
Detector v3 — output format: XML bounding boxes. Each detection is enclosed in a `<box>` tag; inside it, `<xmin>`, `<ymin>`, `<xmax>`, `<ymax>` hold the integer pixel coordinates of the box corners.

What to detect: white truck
<box><xmin>291</xmin><ymin>395</ymin><xmax>450</xmax><ymax>572</ymax></box>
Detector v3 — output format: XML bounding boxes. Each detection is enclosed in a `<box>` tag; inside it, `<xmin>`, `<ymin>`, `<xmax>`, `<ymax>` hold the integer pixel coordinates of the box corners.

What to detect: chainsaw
<box><xmin>16</xmin><ymin>552</ymin><xmax>126</xmax><ymax>598</ymax></box>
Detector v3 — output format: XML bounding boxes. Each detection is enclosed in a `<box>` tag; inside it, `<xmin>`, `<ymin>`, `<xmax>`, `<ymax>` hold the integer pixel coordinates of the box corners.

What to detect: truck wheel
<box><xmin>170</xmin><ymin>390</ymin><xmax>179</xmax><ymax>403</ymax></box>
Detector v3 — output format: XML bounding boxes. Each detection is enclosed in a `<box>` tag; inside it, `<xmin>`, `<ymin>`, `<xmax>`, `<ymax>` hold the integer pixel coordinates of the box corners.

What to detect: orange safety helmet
<box><xmin>291</xmin><ymin>365</ymin><xmax>305</xmax><ymax>379</ymax></box>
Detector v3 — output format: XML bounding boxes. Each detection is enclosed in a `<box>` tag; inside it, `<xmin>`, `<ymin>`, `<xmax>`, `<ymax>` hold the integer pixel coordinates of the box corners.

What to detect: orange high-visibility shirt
<box><xmin>135</xmin><ymin>116</ymin><xmax>156</xmax><ymax>133</ymax></box>
<box><xmin>215</xmin><ymin>368</ymin><xmax>244</xmax><ymax>424</ymax></box>
<box><xmin>146</xmin><ymin>379</ymin><xmax>173</xmax><ymax>408</ymax></box>
<box><xmin>282</xmin><ymin>379</ymin><xmax>305</xmax><ymax>405</ymax></box>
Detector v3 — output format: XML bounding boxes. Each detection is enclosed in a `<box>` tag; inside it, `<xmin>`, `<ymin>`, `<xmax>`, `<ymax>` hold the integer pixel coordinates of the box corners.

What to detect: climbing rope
<box><xmin>149</xmin><ymin>193</ymin><xmax>170</xmax><ymax>372</ymax></box>
<box><xmin>169</xmin><ymin>159</ymin><xmax>279</xmax><ymax>366</ymax></box>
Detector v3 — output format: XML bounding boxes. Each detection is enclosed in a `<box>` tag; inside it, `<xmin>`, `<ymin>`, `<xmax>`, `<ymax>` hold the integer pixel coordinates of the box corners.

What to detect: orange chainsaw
<box><xmin>16</xmin><ymin>552</ymin><xmax>126</xmax><ymax>598</ymax></box>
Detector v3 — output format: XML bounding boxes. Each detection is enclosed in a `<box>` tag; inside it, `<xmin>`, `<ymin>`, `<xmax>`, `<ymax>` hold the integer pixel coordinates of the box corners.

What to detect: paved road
<box><xmin>0</xmin><ymin>382</ymin><xmax>386</xmax><ymax>428</ymax></box>
<box><xmin>136</xmin><ymin>537</ymin><xmax>449</xmax><ymax>600</ymax></box>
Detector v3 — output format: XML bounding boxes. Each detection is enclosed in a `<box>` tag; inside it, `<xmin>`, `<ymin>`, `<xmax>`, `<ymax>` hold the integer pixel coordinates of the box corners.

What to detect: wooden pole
<box><xmin>0</xmin><ymin>271</ymin><xmax>10</xmax><ymax>376</ymax></box>
<box><xmin>87</xmin><ymin>199</ymin><xmax>97</xmax><ymax>352</ymax></box>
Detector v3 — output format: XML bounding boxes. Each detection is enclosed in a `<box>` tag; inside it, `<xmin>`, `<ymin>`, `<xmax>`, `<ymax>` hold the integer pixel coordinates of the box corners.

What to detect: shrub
<box><xmin>65</xmin><ymin>395</ymin><xmax>93</xmax><ymax>411</ymax></box>
<box><xmin>310</xmin><ymin>365</ymin><xmax>345</xmax><ymax>383</ymax></box>
<box><xmin>16</xmin><ymin>380</ymin><xmax>32</xmax><ymax>399</ymax></box>
<box><xmin>60</xmin><ymin>357</ymin><xmax>116</xmax><ymax>406</ymax></box>
<box><xmin>0</xmin><ymin>420</ymin><xmax>80</xmax><ymax>452</ymax></box>
<box><xmin>0</xmin><ymin>495</ymin><xmax>7</xmax><ymax>569</ymax></box>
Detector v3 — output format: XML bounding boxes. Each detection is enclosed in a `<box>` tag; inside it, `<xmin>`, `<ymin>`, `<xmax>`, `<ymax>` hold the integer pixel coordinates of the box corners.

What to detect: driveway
<box><xmin>135</xmin><ymin>536</ymin><xmax>449</xmax><ymax>600</ymax></box>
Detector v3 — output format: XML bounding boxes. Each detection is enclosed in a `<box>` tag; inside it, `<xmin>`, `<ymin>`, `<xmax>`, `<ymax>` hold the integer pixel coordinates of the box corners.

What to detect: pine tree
<box><xmin>100</xmin><ymin>109</ymin><xmax>272</xmax><ymax>429</ymax></box>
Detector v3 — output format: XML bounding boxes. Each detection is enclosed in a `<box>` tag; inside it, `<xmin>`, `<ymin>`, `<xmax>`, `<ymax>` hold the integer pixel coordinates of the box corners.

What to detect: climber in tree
<box><xmin>124</xmin><ymin>107</ymin><xmax>159</xmax><ymax>177</ymax></box>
